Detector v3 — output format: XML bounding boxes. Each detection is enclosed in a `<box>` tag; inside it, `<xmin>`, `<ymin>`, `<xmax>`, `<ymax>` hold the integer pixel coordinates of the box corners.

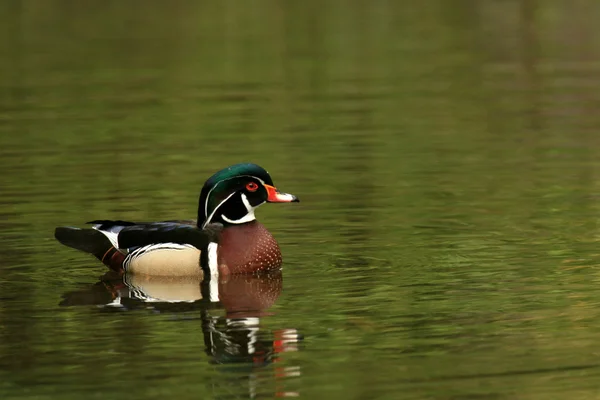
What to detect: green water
<box><xmin>2</xmin><ymin>1</ymin><xmax>600</xmax><ymax>399</ymax></box>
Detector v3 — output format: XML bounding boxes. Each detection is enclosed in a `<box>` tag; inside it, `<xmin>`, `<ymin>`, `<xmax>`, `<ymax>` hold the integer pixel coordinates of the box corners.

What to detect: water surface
<box><xmin>2</xmin><ymin>1</ymin><xmax>600</xmax><ymax>399</ymax></box>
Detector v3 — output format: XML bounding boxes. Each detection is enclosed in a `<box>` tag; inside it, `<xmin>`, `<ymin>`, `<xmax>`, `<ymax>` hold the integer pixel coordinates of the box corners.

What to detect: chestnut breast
<box><xmin>217</xmin><ymin>221</ymin><xmax>283</xmax><ymax>274</ymax></box>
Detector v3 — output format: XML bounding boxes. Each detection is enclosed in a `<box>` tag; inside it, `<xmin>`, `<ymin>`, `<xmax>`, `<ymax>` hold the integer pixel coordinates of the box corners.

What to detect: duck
<box><xmin>55</xmin><ymin>163</ymin><xmax>299</xmax><ymax>277</ymax></box>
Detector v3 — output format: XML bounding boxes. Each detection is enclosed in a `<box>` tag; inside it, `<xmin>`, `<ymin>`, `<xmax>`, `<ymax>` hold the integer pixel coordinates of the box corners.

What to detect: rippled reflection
<box><xmin>60</xmin><ymin>272</ymin><xmax>301</xmax><ymax>398</ymax></box>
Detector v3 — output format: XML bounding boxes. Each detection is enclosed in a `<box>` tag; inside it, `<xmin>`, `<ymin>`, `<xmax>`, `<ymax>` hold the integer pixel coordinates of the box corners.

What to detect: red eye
<box><xmin>246</xmin><ymin>182</ymin><xmax>259</xmax><ymax>192</ymax></box>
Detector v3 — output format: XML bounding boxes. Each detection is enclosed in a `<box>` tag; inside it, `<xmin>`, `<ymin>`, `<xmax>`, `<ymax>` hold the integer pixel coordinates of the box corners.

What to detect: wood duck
<box><xmin>55</xmin><ymin>163</ymin><xmax>299</xmax><ymax>277</ymax></box>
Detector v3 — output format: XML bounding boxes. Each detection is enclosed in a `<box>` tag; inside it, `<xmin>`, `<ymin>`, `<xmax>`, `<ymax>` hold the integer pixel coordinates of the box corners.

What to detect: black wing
<box><xmin>117</xmin><ymin>222</ymin><xmax>223</xmax><ymax>250</ymax></box>
<box><xmin>86</xmin><ymin>219</ymin><xmax>197</xmax><ymax>229</ymax></box>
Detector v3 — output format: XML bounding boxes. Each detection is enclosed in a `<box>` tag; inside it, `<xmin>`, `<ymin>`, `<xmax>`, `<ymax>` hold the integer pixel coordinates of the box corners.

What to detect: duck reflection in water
<box><xmin>60</xmin><ymin>271</ymin><xmax>301</xmax><ymax>397</ymax></box>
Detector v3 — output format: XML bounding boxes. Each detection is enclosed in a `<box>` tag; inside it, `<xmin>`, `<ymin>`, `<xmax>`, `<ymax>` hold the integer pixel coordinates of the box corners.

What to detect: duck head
<box><xmin>198</xmin><ymin>163</ymin><xmax>299</xmax><ymax>228</ymax></box>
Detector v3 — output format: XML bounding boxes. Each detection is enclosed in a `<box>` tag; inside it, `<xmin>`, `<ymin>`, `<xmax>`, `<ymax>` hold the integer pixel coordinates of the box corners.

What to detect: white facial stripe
<box><xmin>203</xmin><ymin>176</ymin><xmax>267</xmax><ymax>228</ymax></box>
<box><xmin>202</xmin><ymin>191</ymin><xmax>236</xmax><ymax>228</ymax></box>
<box><xmin>241</xmin><ymin>193</ymin><xmax>253</xmax><ymax>212</ymax></box>
<box><xmin>222</xmin><ymin>210</ymin><xmax>256</xmax><ymax>224</ymax></box>
<box><xmin>203</xmin><ymin>175</ymin><xmax>266</xmax><ymax>222</ymax></box>
<box><xmin>221</xmin><ymin>193</ymin><xmax>257</xmax><ymax>224</ymax></box>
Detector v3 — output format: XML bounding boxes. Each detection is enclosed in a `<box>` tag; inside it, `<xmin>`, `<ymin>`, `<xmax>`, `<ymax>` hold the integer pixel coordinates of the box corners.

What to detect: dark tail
<box><xmin>54</xmin><ymin>227</ymin><xmax>125</xmax><ymax>272</ymax></box>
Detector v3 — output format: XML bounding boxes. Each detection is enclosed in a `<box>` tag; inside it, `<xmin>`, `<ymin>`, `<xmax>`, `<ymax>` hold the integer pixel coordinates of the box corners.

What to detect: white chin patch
<box><xmin>221</xmin><ymin>193</ymin><xmax>258</xmax><ymax>224</ymax></box>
